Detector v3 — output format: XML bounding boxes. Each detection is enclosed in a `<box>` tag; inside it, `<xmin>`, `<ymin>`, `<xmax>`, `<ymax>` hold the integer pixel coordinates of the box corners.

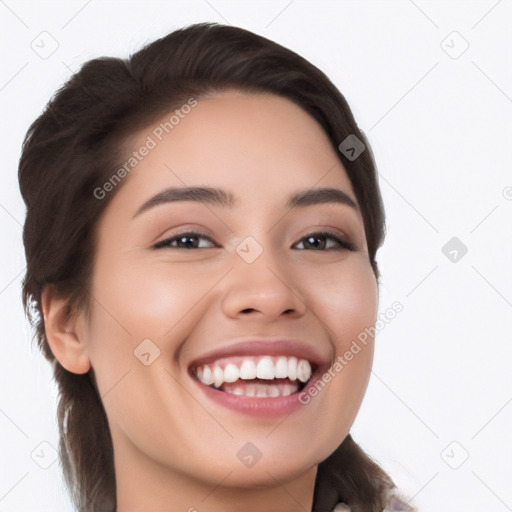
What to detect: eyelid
<box><xmin>151</xmin><ymin>222</ymin><xmax>216</xmax><ymax>246</ymax></box>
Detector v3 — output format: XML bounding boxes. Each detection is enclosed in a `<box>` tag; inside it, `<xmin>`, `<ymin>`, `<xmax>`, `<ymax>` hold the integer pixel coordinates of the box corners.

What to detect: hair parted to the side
<box><xmin>19</xmin><ymin>22</ymin><xmax>392</xmax><ymax>512</ymax></box>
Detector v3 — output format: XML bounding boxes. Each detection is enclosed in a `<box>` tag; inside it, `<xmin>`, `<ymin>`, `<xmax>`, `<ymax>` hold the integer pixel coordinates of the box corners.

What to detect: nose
<box><xmin>220</xmin><ymin>242</ymin><xmax>307</xmax><ymax>322</ymax></box>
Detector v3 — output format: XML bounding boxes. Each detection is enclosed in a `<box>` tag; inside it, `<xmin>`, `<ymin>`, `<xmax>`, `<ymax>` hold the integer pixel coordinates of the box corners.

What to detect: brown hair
<box><xmin>18</xmin><ymin>22</ymin><xmax>393</xmax><ymax>512</ymax></box>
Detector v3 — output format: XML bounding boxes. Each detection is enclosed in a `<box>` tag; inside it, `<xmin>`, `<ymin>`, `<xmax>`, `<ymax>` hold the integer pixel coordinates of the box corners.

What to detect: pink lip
<box><xmin>193</xmin><ymin>375</ymin><xmax>324</xmax><ymax>418</ymax></box>
<box><xmin>187</xmin><ymin>338</ymin><xmax>331</xmax><ymax>418</ymax></box>
<box><xmin>188</xmin><ymin>338</ymin><xmax>330</xmax><ymax>370</ymax></box>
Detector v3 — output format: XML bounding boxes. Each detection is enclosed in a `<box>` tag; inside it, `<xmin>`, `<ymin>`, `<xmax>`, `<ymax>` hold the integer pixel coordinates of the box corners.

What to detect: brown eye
<box><xmin>294</xmin><ymin>231</ymin><xmax>355</xmax><ymax>251</ymax></box>
<box><xmin>153</xmin><ymin>231</ymin><xmax>216</xmax><ymax>250</ymax></box>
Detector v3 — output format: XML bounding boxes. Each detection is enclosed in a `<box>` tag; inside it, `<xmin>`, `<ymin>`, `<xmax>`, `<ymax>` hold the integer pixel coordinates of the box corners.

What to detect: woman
<box><xmin>18</xmin><ymin>22</ymin><xmax>416</xmax><ymax>512</ymax></box>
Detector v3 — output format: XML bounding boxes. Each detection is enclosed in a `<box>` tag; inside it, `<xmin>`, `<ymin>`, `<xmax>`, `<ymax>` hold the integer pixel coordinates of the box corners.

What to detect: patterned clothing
<box><xmin>330</xmin><ymin>487</ymin><xmax>417</xmax><ymax>511</ymax></box>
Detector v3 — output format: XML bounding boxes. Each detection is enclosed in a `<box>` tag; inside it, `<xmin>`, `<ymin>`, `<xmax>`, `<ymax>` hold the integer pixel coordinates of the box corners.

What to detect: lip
<box><xmin>187</xmin><ymin>338</ymin><xmax>331</xmax><ymax>418</ymax></box>
<box><xmin>188</xmin><ymin>338</ymin><xmax>330</xmax><ymax>370</ymax></box>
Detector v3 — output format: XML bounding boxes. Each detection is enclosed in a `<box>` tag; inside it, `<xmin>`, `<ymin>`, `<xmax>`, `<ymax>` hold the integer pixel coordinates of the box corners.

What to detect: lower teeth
<box><xmin>221</xmin><ymin>381</ymin><xmax>299</xmax><ymax>397</ymax></box>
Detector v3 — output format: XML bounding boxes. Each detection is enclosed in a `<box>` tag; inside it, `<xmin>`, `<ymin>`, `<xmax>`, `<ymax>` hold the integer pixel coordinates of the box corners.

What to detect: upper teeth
<box><xmin>195</xmin><ymin>356</ymin><xmax>312</xmax><ymax>388</ymax></box>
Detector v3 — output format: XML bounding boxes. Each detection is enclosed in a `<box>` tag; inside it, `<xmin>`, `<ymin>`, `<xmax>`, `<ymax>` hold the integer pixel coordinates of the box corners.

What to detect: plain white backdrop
<box><xmin>1</xmin><ymin>1</ymin><xmax>511</xmax><ymax>511</ymax></box>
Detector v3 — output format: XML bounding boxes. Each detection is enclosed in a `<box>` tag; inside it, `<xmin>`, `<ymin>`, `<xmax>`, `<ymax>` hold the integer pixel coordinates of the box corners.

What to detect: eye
<box><xmin>293</xmin><ymin>231</ymin><xmax>356</xmax><ymax>251</ymax></box>
<box><xmin>153</xmin><ymin>231</ymin><xmax>216</xmax><ymax>250</ymax></box>
<box><xmin>152</xmin><ymin>230</ymin><xmax>355</xmax><ymax>251</ymax></box>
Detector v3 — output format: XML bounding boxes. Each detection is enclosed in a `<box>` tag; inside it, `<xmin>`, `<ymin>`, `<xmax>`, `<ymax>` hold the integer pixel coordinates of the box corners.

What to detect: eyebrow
<box><xmin>132</xmin><ymin>185</ymin><xmax>358</xmax><ymax>219</ymax></box>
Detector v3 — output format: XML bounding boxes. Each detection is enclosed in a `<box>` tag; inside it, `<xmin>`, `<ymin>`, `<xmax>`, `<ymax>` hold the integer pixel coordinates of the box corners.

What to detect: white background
<box><xmin>1</xmin><ymin>1</ymin><xmax>511</xmax><ymax>511</ymax></box>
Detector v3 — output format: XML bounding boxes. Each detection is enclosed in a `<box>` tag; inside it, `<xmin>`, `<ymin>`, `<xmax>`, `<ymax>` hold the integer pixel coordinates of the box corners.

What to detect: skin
<box><xmin>42</xmin><ymin>90</ymin><xmax>378</xmax><ymax>512</ymax></box>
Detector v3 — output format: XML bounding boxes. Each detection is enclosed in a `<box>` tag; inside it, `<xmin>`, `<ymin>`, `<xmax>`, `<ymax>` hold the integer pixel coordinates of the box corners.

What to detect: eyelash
<box><xmin>153</xmin><ymin>230</ymin><xmax>356</xmax><ymax>252</ymax></box>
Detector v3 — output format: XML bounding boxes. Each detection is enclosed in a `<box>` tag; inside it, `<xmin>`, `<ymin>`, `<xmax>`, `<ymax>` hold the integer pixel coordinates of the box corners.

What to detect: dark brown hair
<box><xmin>19</xmin><ymin>22</ymin><xmax>392</xmax><ymax>512</ymax></box>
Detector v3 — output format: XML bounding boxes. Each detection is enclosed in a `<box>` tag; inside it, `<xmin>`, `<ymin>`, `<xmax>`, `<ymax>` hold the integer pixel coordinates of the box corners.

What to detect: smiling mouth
<box><xmin>192</xmin><ymin>355</ymin><xmax>314</xmax><ymax>398</ymax></box>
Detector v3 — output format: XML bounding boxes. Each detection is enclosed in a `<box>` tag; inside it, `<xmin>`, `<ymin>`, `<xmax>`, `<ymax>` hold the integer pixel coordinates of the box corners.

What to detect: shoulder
<box><xmin>331</xmin><ymin>487</ymin><xmax>418</xmax><ymax>512</ymax></box>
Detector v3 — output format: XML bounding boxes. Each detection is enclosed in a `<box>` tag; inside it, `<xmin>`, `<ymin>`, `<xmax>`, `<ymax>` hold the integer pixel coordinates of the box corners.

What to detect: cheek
<box><xmin>302</xmin><ymin>257</ymin><xmax>377</xmax><ymax>415</ymax></box>
<box><xmin>84</xmin><ymin>259</ymin><xmax>215</xmax><ymax>443</ymax></box>
<box><xmin>91</xmin><ymin>256</ymin><xmax>215</xmax><ymax>338</ymax></box>
<box><xmin>305</xmin><ymin>256</ymin><xmax>378</xmax><ymax>348</ymax></box>
<box><xmin>86</xmin><ymin>256</ymin><xmax>228</xmax><ymax>388</ymax></box>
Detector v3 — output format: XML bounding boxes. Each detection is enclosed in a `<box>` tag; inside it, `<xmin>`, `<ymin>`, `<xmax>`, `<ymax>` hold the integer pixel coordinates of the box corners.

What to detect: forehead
<box><xmin>107</xmin><ymin>90</ymin><xmax>357</xmax><ymax>217</ymax></box>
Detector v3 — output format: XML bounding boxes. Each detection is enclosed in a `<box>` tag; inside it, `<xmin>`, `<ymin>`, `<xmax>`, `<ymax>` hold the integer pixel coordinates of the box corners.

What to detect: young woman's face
<box><xmin>83</xmin><ymin>91</ymin><xmax>378</xmax><ymax>495</ymax></box>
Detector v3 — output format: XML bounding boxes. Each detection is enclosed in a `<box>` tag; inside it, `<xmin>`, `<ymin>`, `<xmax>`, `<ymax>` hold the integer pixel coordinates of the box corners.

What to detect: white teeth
<box><xmin>244</xmin><ymin>384</ymin><xmax>256</xmax><ymax>397</ymax></box>
<box><xmin>239</xmin><ymin>360</ymin><xmax>257</xmax><ymax>379</ymax></box>
<box><xmin>256</xmin><ymin>386</ymin><xmax>268</xmax><ymax>397</ymax></box>
<box><xmin>201</xmin><ymin>365</ymin><xmax>214</xmax><ymax>386</ymax></box>
<box><xmin>288</xmin><ymin>356</ymin><xmax>298</xmax><ymax>381</ymax></box>
<box><xmin>297</xmin><ymin>359</ymin><xmax>312</xmax><ymax>383</ymax></box>
<box><xmin>223</xmin><ymin>363</ymin><xmax>240</xmax><ymax>383</ymax></box>
<box><xmin>282</xmin><ymin>383</ymin><xmax>298</xmax><ymax>396</ymax></box>
<box><xmin>223</xmin><ymin>382</ymin><xmax>300</xmax><ymax>397</ymax></box>
<box><xmin>256</xmin><ymin>357</ymin><xmax>275</xmax><ymax>380</ymax></box>
<box><xmin>213</xmin><ymin>366</ymin><xmax>224</xmax><ymax>388</ymax></box>
<box><xmin>275</xmin><ymin>356</ymin><xmax>288</xmax><ymax>378</ymax></box>
<box><xmin>194</xmin><ymin>355</ymin><xmax>313</xmax><ymax>391</ymax></box>
<box><xmin>266</xmin><ymin>385</ymin><xmax>280</xmax><ymax>397</ymax></box>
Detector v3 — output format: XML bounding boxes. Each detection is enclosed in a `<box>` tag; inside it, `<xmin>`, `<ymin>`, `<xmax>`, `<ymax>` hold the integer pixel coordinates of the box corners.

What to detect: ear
<box><xmin>41</xmin><ymin>284</ymin><xmax>91</xmax><ymax>374</ymax></box>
